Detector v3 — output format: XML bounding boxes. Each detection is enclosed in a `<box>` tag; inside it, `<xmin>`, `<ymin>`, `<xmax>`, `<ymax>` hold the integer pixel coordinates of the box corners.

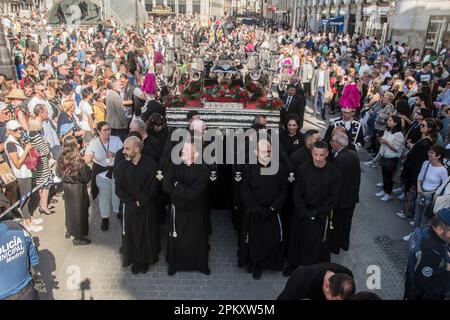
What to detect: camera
<box><xmin>18</xmin><ymin>130</ymin><xmax>30</xmax><ymax>145</ymax></box>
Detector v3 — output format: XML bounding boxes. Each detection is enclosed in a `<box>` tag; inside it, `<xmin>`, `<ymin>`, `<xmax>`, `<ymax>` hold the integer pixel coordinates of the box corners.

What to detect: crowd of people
<box><xmin>0</xmin><ymin>11</ymin><xmax>449</xmax><ymax>300</ymax></box>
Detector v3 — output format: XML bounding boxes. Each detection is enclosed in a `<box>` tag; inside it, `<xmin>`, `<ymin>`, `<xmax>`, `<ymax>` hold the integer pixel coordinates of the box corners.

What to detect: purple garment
<box><xmin>142</xmin><ymin>73</ymin><xmax>156</xmax><ymax>95</ymax></box>
<box><xmin>339</xmin><ymin>83</ymin><xmax>361</xmax><ymax>109</ymax></box>
<box><xmin>153</xmin><ymin>51</ymin><xmax>164</xmax><ymax>66</ymax></box>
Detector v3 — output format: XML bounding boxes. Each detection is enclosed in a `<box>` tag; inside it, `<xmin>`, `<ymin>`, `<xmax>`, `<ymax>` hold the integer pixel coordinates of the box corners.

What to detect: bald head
<box><xmin>123</xmin><ymin>136</ymin><xmax>142</xmax><ymax>162</ymax></box>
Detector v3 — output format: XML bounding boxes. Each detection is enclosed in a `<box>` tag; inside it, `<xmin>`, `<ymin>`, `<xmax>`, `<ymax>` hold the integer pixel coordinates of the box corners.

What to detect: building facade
<box><xmin>144</xmin><ymin>0</ymin><xmax>224</xmax><ymax>17</ymax></box>
<box><xmin>0</xmin><ymin>0</ymin><xmax>48</xmax><ymax>14</ymax></box>
<box><xmin>280</xmin><ymin>0</ymin><xmax>392</xmax><ymax>35</ymax></box>
<box><xmin>389</xmin><ymin>0</ymin><xmax>450</xmax><ymax>52</ymax></box>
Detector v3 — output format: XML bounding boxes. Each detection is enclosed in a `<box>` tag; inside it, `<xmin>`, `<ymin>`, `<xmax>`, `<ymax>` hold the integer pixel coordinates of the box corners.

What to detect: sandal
<box><xmin>39</xmin><ymin>207</ymin><xmax>55</xmax><ymax>216</ymax></box>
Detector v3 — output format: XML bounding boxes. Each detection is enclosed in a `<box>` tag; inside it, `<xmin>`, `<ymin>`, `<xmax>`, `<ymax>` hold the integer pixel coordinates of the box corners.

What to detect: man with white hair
<box><xmin>330</xmin><ymin>132</ymin><xmax>361</xmax><ymax>255</ymax></box>
<box><xmin>129</xmin><ymin>118</ymin><xmax>160</xmax><ymax>162</ymax></box>
<box><xmin>114</xmin><ymin>136</ymin><xmax>160</xmax><ymax>274</ymax></box>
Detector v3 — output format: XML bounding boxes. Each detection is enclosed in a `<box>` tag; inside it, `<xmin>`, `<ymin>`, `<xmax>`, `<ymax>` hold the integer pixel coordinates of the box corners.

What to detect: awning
<box><xmin>328</xmin><ymin>16</ymin><xmax>344</xmax><ymax>26</ymax></box>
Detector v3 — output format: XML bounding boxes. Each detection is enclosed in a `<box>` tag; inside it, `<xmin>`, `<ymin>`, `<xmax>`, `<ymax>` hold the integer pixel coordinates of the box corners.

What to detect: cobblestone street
<box><xmin>33</xmin><ymin>108</ymin><xmax>412</xmax><ymax>300</ymax></box>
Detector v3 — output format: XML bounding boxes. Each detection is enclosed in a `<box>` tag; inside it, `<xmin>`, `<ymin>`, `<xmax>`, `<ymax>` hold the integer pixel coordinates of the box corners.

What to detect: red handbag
<box><xmin>24</xmin><ymin>147</ymin><xmax>41</xmax><ymax>170</ymax></box>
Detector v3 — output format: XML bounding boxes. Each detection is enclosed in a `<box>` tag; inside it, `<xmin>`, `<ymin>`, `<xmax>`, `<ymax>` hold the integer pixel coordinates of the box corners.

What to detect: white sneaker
<box><xmin>409</xmin><ymin>221</ymin><xmax>415</xmax><ymax>226</ymax></box>
<box><xmin>24</xmin><ymin>223</ymin><xmax>44</xmax><ymax>233</ymax></box>
<box><xmin>376</xmin><ymin>182</ymin><xmax>383</xmax><ymax>188</ymax></box>
<box><xmin>393</xmin><ymin>187</ymin><xmax>403</xmax><ymax>194</ymax></box>
<box><xmin>398</xmin><ymin>194</ymin><xmax>405</xmax><ymax>201</ymax></box>
<box><xmin>364</xmin><ymin>161</ymin><xmax>376</xmax><ymax>167</ymax></box>
<box><xmin>32</xmin><ymin>218</ymin><xmax>43</xmax><ymax>225</ymax></box>
<box><xmin>403</xmin><ymin>234</ymin><xmax>411</xmax><ymax>241</ymax></box>
<box><xmin>380</xmin><ymin>194</ymin><xmax>392</xmax><ymax>202</ymax></box>
<box><xmin>396</xmin><ymin>211</ymin><xmax>406</xmax><ymax>219</ymax></box>
<box><xmin>375</xmin><ymin>191</ymin><xmax>386</xmax><ymax>197</ymax></box>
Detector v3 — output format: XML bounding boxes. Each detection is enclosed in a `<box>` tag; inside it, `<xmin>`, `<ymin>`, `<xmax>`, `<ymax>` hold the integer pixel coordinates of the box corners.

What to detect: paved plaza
<box><xmin>34</xmin><ymin>107</ymin><xmax>411</xmax><ymax>300</ymax></box>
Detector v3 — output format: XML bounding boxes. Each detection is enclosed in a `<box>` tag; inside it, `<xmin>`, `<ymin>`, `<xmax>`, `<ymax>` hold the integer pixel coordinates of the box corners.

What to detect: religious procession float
<box><xmin>153</xmin><ymin>30</ymin><xmax>295</xmax><ymax>129</ymax></box>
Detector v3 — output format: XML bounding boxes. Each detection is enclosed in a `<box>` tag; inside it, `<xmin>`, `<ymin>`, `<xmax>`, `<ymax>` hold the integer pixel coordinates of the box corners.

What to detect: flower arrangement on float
<box><xmin>245</xmin><ymin>80</ymin><xmax>265</xmax><ymax>102</ymax></box>
<box><xmin>182</xmin><ymin>80</ymin><xmax>202</xmax><ymax>100</ymax></box>
<box><xmin>162</xmin><ymin>95</ymin><xmax>186</xmax><ymax>108</ymax></box>
<box><xmin>257</xmin><ymin>97</ymin><xmax>284</xmax><ymax>110</ymax></box>
<box><xmin>202</xmin><ymin>85</ymin><xmax>250</xmax><ymax>104</ymax></box>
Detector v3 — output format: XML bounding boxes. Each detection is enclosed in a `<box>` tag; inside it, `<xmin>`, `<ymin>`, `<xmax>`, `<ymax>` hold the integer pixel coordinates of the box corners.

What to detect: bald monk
<box><xmin>114</xmin><ymin>136</ymin><xmax>160</xmax><ymax>274</ymax></box>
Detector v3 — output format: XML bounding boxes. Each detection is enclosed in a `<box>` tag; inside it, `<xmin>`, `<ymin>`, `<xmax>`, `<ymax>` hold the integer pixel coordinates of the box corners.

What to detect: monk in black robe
<box><xmin>277</xmin><ymin>263</ymin><xmax>354</xmax><ymax>300</ymax></box>
<box><xmin>239</xmin><ymin>139</ymin><xmax>287</xmax><ymax>280</ymax></box>
<box><xmin>284</xmin><ymin>141</ymin><xmax>341</xmax><ymax>277</ymax></box>
<box><xmin>283</xmin><ymin>129</ymin><xmax>321</xmax><ymax>247</ymax></box>
<box><xmin>163</xmin><ymin>141</ymin><xmax>211</xmax><ymax>276</ymax></box>
<box><xmin>114</xmin><ymin>136</ymin><xmax>160</xmax><ymax>274</ymax></box>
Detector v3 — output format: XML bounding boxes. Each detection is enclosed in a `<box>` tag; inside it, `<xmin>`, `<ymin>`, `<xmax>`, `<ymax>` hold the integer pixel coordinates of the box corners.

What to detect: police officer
<box><xmin>0</xmin><ymin>215</ymin><xmax>40</xmax><ymax>300</ymax></box>
<box><xmin>404</xmin><ymin>208</ymin><xmax>450</xmax><ymax>300</ymax></box>
<box><xmin>324</xmin><ymin>107</ymin><xmax>364</xmax><ymax>151</ymax></box>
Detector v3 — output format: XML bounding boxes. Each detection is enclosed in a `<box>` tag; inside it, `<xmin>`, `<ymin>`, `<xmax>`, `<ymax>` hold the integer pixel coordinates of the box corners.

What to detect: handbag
<box><xmin>24</xmin><ymin>147</ymin><xmax>41</xmax><ymax>170</ymax></box>
<box><xmin>402</xmin><ymin>185</ymin><xmax>417</xmax><ymax>219</ymax></box>
<box><xmin>0</xmin><ymin>160</ymin><xmax>16</xmax><ymax>187</ymax></box>
<box><xmin>324</xmin><ymin>91</ymin><xmax>334</xmax><ymax>104</ymax></box>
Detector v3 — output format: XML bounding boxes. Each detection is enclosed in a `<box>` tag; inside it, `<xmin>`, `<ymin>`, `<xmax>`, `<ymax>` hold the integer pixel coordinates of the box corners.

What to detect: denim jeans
<box><xmin>96</xmin><ymin>173</ymin><xmax>120</xmax><ymax>219</ymax></box>
<box><xmin>313</xmin><ymin>87</ymin><xmax>325</xmax><ymax>116</ymax></box>
<box><xmin>413</xmin><ymin>192</ymin><xmax>434</xmax><ymax>229</ymax></box>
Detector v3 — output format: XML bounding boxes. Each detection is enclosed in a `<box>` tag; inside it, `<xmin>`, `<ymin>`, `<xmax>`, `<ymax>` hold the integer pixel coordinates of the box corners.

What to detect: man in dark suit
<box><xmin>324</xmin><ymin>108</ymin><xmax>364</xmax><ymax>150</ymax></box>
<box><xmin>330</xmin><ymin>132</ymin><xmax>361</xmax><ymax>254</ymax></box>
<box><xmin>281</xmin><ymin>84</ymin><xmax>306</xmax><ymax>132</ymax></box>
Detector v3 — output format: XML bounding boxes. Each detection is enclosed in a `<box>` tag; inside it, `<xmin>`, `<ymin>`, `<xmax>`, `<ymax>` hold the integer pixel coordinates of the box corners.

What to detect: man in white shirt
<box><xmin>33</xmin><ymin>104</ymin><xmax>60</xmax><ymax>158</ymax></box>
<box><xmin>358</xmin><ymin>56</ymin><xmax>372</xmax><ymax>77</ymax></box>
<box><xmin>27</xmin><ymin>82</ymin><xmax>53</xmax><ymax>119</ymax></box>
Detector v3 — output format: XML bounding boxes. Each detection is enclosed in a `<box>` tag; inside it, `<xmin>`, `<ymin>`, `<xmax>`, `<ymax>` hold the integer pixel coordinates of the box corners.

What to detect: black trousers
<box><xmin>330</xmin><ymin>206</ymin><xmax>355</xmax><ymax>254</ymax></box>
<box><xmin>381</xmin><ymin>158</ymin><xmax>399</xmax><ymax>195</ymax></box>
<box><xmin>302</xmin><ymin>82</ymin><xmax>311</xmax><ymax>99</ymax></box>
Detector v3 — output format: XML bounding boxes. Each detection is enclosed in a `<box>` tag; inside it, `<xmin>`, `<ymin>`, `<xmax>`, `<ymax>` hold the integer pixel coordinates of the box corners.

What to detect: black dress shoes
<box><xmin>140</xmin><ymin>263</ymin><xmax>149</xmax><ymax>274</ymax></box>
<box><xmin>73</xmin><ymin>238</ymin><xmax>91</xmax><ymax>246</ymax></box>
<box><xmin>131</xmin><ymin>263</ymin><xmax>140</xmax><ymax>275</ymax></box>
<box><xmin>252</xmin><ymin>266</ymin><xmax>262</xmax><ymax>280</ymax></box>
<box><xmin>203</xmin><ymin>268</ymin><xmax>211</xmax><ymax>276</ymax></box>
<box><xmin>168</xmin><ymin>269</ymin><xmax>176</xmax><ymax>276</ymax></box>
<box><xmin>101</xmin><ymin>218</ymin><xmax>109</xmax><ymax>231</ymax></box>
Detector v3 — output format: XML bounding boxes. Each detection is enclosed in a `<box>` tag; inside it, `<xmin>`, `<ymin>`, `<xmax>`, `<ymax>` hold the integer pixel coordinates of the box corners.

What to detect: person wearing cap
<box><xmin>404</xmin><ymin>208</ymin><xmax>450</xmax><ymax>300</ymax></box>
<box><xmin>324</xmin><ymin>107</ymin><xmax>364</xmax><ymax>151</ymax></box>
<box><xmin>4</xmin><ymin>120</ymin><xmax>43</xmax><ymax>233</ymax></box>
<box><xmin>6</xmin><ymin>88</ymin><xmax>29</xmax><ymax>131</ymax></box>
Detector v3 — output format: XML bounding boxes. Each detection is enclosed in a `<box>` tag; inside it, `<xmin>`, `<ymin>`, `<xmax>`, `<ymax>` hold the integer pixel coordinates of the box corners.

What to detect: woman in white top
<box><xmin>414</xmin><ymin>145</ymin><xmax>448</xmax><ymax>228</ymax></box>
<box><xmin>84</xmin><ymin>121</ymin><xmax>123</xmax><ymax>232</ymax></box>
<box><xmin>4</xmin><ymin>120</ymin><xmax>43</xmax><ymax>233</ymax></box>
<box><xmin>375</xmin><ymin>115</ymin><xmax>405</xmax><ymax>202</ymax></box>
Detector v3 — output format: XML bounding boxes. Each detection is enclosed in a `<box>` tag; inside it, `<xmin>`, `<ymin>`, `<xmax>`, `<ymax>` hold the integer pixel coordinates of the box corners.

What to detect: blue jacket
<box><xmin>0</xmin><ymin>221</ymin><xmax>40</xmax><ymax>299</ymax></box>
<box><xmin>407</xmin><ymin>226</ymin><xmax>450</xmax><ymax>299</ymax></box>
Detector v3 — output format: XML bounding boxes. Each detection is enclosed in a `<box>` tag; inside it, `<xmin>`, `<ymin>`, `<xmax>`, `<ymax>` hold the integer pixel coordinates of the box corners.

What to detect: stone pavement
<box><xmin>33</xmin><ymin>107</ymin><xmax>412</xmax><ymax>300</ymax></box>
